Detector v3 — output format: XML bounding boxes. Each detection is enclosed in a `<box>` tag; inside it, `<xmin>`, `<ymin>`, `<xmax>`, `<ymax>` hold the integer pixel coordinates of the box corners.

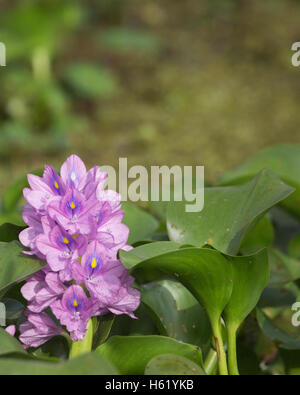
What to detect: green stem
<box><xmin>212</xmin><ymin>320</ymin><xmax>228</xmax><ymax>375</ymax></box>
<box><xmin>69</xmin><ymin>319</ymin><xmax>93</xmax><ymax>359</ymax></box>
<box><xmin>227</xmin><ymin>323</ymin><xmax>239</xmax><ymax>375</ymax></box>
<box><xmin>204</xmin><ymin>348</ymin><xmax>218</xmax><ymax>375</ymax></box>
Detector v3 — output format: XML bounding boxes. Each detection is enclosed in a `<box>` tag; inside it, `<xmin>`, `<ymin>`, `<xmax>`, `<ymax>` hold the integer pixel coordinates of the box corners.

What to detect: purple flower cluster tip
<box><xmin>18</xmin><ymin>155</ymin><xmax>140</xmax><ymax>347</ymax></box>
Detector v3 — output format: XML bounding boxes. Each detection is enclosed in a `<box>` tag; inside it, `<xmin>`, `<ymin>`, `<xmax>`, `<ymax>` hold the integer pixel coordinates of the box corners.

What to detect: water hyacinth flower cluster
<box><xmin>18</xmin><ymin>155</ymin><xmax>140</xmax><ymax>348</ymax></box>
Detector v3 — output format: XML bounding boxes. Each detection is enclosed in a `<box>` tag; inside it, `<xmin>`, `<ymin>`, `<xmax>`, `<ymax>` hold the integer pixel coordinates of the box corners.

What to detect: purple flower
<box><xmin>48</xmin><ymin>189</ymin><xmax>100</xmax><ymax>234</ymax></box>
<box><xmin>60</xmin><ymin>154</ymin><xmax>87</xmax><ymax>190</ymax></box>
<box><xmin>51</xmin><ymin>285</ymin><xmax>97</xmax><ymax>341</ymax></box>
<box><xmin>21</xmin><ymin>270</ymin><xmax>65</xmax><ymax>313</ymax></box>
<box><xmin>36</xmin><ymin>223</ymin><xmax>87</xmax><ymax>276</ymax></box>
<box><xmin>19</xmin><ymin>312</ymin><xmax>63</xmax><ymax>349</ymax></box>
<box><xmin>18</xmin><ymin>154</ymin><xmax>140</xmax><ymax>348</ymax></box>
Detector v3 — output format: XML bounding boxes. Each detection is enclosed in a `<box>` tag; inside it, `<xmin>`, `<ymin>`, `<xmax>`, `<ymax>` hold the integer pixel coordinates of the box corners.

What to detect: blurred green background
<box><xmin>0</xmin><ymin>0</ymin><xmax>300</xmax><ymax>193</ymax></box>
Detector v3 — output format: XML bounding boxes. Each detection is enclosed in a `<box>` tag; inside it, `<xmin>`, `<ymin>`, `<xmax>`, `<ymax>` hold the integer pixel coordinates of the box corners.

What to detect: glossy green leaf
<box><xmin>145</xmin><ymin>354</ymin><xmax>205</xmax><ymax>375</ymax></box>
<box><xmin>224</xmin><ymin>249</ymin><xmax>269</xmax><ymax>329</ymax></box>
<box><xmin>96</xmin><ymin>335</ymin><xmax>203</xmax><ymax>375</ymax></box>
<box><xmin>223</xmin><ymin>250</ymin><xmax>269</xmax><ymax>375</ymax></box>
<box><xmin>122</xmin><ymin>202</ymin><xmax>159</xmax><ymax>244</ymax></box>
<box><xmin>0</xmin><ymin>241</ymin><xmax>45</xmax><ymax>293</ymax></box>
<box><xmin>256</xmin><ymin>309</ymin><xmax>300</xmax><ymax>350</ymax></box>
<box><xmin>0</xmin><ymin>328</ymin><xmax>25</xmax><ymax>356</ymax></box>
<box><xmin>141</xmin><ymin>280</ymin><xmax>211</xmax><ymax>348</ymax></box>
<box><xmin>167</xmin><ymin>170</ymin><xmax>294</xmax><ymax>255</ymax></box>
<box><xmin>220</xmin><ymin>144</ymin><xmax>300</xmax><ymax>218</ymax></box>
<box><xmin>126</xmin><ymin>247</ymin><xmax>233</xmax><ymax>330</ymax></box>
<box><xmin>119</xmin><ymin>241</ymin><xmax>182</xmax><ymax>269</ymax></box>
<box><xmin>0</xmin><ymin>352</ymin><xmax>119</xmax><ymax>375</ymax></box>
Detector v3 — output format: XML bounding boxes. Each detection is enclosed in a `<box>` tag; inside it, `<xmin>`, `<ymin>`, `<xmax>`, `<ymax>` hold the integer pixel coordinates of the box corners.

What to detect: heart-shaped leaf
<box><xmin>224</xmin><ymin>249</ymin><xmax>269</xmax><ymax>330</ymax></box>
<box><xmin>141</xmin><ymin>280</ymin><xmax>211</xmax><ymax>349</ymax></box>
<box><xmin>221</xmin><ymin>250</ymin><xmax>269</xmax><ymax>375</ymax></box>
<box><xmin>0</xmin><ymin>241</ymin><xmax>45</xmax><ymax>294</ymax></box>
<box><xmin>122</xmin><ymin>246</ymin><xmax>232</xmax><ymax>374</ymax></box>
<box><xmin>0</xmin><ymin>352</ymin><xmax>119</xmax><ymax>374</ymax></box>
<box><xmin>122</xmin><ymin>202</ymin><xmax>159</xmax><ymax>244</ymax></box>
<box><xmin>123</xmin><ymin>247</ymin><xmax>233</xmax><ymax>330</ymax></box>
<box><xmin>96</xmin><ymin>335</ymin><xmax>203</xmax><ymax>374</ymax></box>
<box><xmin>145</xmin><ymin>354</ymin><xmax>205</xmax><ymax>375</ymax></box>
<box><xmin>167</xmin><ymin>170</ymin><xmax>294</xmax><ymax>255</ymax></box>
<box><xmin>220</xmin><ymin>144</ymin><xmax>300</xmax><ymax>218</ymax></box>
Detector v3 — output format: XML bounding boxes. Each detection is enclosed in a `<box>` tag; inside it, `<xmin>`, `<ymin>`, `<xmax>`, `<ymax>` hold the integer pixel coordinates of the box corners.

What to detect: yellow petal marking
<box><xmin>73</xmin><ymin>299</ymin><xmax>78</xmax><ymax>307</ymax></box>
<box><xmin>54</xmin><ymin>181</ymin><xmax>59</xmax><ymax>190</ymax></box>
<box><xmin>91</xmin><ymin>257</ymin><xmax>97</xmax><ymax>269</ymax></box>
<box><xmin>63</xmin><ymin>237</ymin><xmax>69</xmax><ymax>244</ymax></box>
<box><xmin>70</xmin><ymin>201</ymin><xmax>76</xmax><ymax>209</ymax></box>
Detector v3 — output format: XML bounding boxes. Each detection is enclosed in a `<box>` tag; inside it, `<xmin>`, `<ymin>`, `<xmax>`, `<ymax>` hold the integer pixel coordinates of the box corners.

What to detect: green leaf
<box><xmin>0</xmin><ymin>241</ymin><xmax>45</xmax><ymax>294</ymax></box>
<box><xmin>0</xmin><ymin>328</ymin><xmax>25</xmax><ymax>356</ymax></box>
<box><xmin>167</xmin><ymin>170</ymin><xmax>294</xmax><ymax>255</ymax></box>
<box><xmin>222</xmin><ymin>250</ymin><xmax>269</xmax><ymax>375</ymax></box>
<box><xmin>120</xmin><ymin>241</ymin><xmax>182</xmax><ymax>269</ymax></box>
<box><xmin>256</xmin><ymin>309</ymin><xmax>300</xmax><ymax>350</ymax></box>
<box><xmin>96</xmin><ymin>335</ymin><xmax>203</xmax><ymax>375</ymax></box>
<box><xmin>122</xmin><ymin>202</ymin><xmax>159</xmax><ymax>244</ymax></box>
<box><xmin>0</xmin><ymin>223</ymin><xmax>24</xmax><ymax>242</ymax></box>
<box><xmin>126</xmin><ymin>247</ymin><xmax>231</xmax><ymax>374</ymax></box>
<box><xmin>220</xmin><ymin>144</ymin><xmax>300</xmax><ymax>218</ymax></box>
<box><xmin>0</xmin><ymin>352</ymin><xmax>119</xmax><ymax>374</ymax></box>
<box><xmin>224</xmin><ymin>249</ymin><xmax>269</xmax><ymax>329</ymax></box>
<box><xmin>64</xmin><ymin>62</ymin><xmax>118</xmax><ymax>99</ymax></box>
<box><xmin>128</xmin><ymin>247</ymin><xmax>232</xmax><ymax>330</ymax></box>
<box><xmin>141</xmin><ymin>280</ymin><xmax>211</xmax><ymax>349</ymax></box>
<box><xmin>240</xmin><ymin>216</ymin><xmax>274</xmax><ymax>255</ymax></box>
<box><xmin>145</xmin><ymin>354</ymin><xmax>205</xmax><ymax>375</ymax></box>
